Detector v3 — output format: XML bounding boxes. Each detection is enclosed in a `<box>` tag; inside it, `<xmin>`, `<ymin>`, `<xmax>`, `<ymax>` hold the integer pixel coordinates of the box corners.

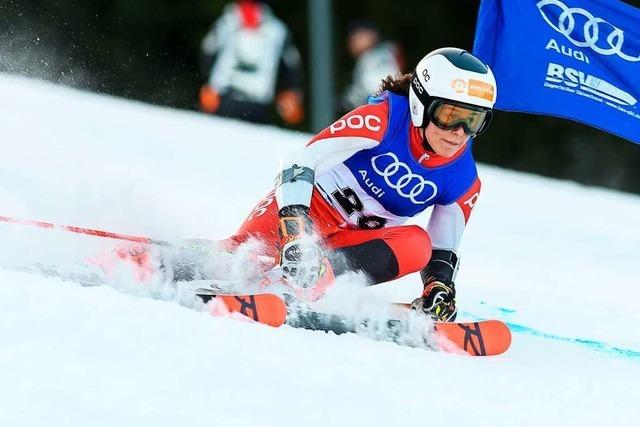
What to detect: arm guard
<box><xmin>274</xmin><ymin>146</ymin><xmax>317</xmax><ymax>212</ymax></box>
<box><xmin>278</xmin><ymin>204</ymin><xmax>312</xmax><ymax>238</ymax></box>
<box><xmin>275</xmin><ymin>151</ymin><xmax>316</xmax><ymax>238</ymax></box>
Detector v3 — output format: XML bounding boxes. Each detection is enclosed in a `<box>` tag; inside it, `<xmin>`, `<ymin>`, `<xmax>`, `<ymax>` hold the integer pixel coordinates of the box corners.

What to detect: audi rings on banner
<box><xmin>371</xmin><ymin>152</ymin><xmax>437</xmax><ymax>204</ymax></box>
<box><xmin>537</xmin><ymin>0</ymin><xmax>640</xmax><ymax>62</ymax></box>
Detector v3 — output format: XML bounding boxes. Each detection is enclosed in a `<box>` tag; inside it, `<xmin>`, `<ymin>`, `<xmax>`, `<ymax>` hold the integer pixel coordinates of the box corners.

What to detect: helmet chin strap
<box><xmin>417</xmin><ymin>97</ymin><xmax>436</xmax><ymax>153</ymax></box>
<box><xmin>420</xmin><ymin>126</ymin><xmax>435</xmax><ymax>153</ymax></box>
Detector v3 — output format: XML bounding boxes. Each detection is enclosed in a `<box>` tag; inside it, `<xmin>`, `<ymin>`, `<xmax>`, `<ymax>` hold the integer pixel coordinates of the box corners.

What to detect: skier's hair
<box><xmin>376</xmin><ymin>73</ymin><xmax>412</xmax><ymax>96</ymax></box>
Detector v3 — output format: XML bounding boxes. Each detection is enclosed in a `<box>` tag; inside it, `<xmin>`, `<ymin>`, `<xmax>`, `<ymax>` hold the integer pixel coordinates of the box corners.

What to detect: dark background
<box><xmin>1</xmin><ymin>0</ymin><xmax>639</xmax><ymax>194</ymax></box>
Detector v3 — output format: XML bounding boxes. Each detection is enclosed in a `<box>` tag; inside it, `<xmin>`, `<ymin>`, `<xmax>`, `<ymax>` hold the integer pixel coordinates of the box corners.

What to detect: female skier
<box><xmin>222</xmin><ymin>47</ymin><xmax>497</xmax><ymax>321</ymax></box>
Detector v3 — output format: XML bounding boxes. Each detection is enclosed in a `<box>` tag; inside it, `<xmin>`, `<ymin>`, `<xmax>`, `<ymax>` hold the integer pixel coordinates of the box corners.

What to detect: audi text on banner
<box><xmin>473</xmin><ymin>0</ymin><xmax>640</xmax><ymax>145</ymax></box>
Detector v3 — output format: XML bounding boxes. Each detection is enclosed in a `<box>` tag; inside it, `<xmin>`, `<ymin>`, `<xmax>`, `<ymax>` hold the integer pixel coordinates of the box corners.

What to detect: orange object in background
<box><xmin>276</xmin><ymin>90</ymin><xmax>304</xmax><ymax>124</ymax></box>
<box><xmin>200</xmin><ymin>84</ymin><xmax>221</xmax><ymax>113</ymax></box>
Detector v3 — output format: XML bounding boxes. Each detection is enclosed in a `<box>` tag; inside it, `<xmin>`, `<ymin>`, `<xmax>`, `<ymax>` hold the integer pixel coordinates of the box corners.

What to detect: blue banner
<box><xmin>473</xmin><ymin>0</ymin><xmax>640</xmax><ymax>145</ymax></box>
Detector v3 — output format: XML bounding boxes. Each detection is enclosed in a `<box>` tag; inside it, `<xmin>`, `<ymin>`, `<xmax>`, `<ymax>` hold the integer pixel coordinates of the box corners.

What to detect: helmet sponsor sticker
<box><xmin>468</xmin><ymin>79</ymin><xmax>495</xmax><ymax>102</ymax></box>
<box><xmin>422</xmin><ymin>67</ymin><xmax>431</xmax><ymax>83</ymax></box>
<box><xmin>451</xmin><ymin>79</ymin><xmax>467</xmax><ymax>93</ymax></box>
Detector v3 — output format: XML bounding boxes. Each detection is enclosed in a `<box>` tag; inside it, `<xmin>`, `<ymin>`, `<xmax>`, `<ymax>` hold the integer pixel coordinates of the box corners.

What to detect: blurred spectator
<box><xmin>341</xmin><ymin>21</ymin><xmax>404</xmax><ymax>112</ymax></box>
<box><xmin>199</xmin><ymin>0</ymin><xmax>304</xmax><ymax>125</ymax></box>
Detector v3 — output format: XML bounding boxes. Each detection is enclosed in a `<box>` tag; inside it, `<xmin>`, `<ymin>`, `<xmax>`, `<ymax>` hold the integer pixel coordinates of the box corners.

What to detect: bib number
<box><xmin>331</xmin><ymin>187</ymin><xmax>386</xmax><ymax>230</ymax></box>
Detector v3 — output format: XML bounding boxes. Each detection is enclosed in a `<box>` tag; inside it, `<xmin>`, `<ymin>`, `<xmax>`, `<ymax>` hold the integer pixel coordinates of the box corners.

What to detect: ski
<box><xmin>4</xmin><ymin>264</ymin><xmax>106</xmax><ymax>287</ymax></box>
<box><xmin>195</xmin><ymin>288</ymin><xmax>287</xmax><ymax>327</ymax></box>
<box><xmin>285</xmin><ymin>307</ymin><xmax>511</xmax><ymax>356</ymax></box>
<box><xmin>194</xmin><ymin>288</ymin><xmax>511</xmax><ymax>356</ymax></box>
<box><xmin>432</xmin><ymin>319</ymin><xmax>511</xmax><ymax>356</ymax></box>
<box><xmin>3</xmin><ymin>264</ymin><xmax>289</xmax><ymax>328</ymax></box>
<box><xmin>389</xmin><ymin>301</ymin><xmax>512</xmax><ymax>355</ymax></box>
<box><xmin>7</xmin><ymin>264</ymin><xmax>511</xmax><ymax>355</ymax></box>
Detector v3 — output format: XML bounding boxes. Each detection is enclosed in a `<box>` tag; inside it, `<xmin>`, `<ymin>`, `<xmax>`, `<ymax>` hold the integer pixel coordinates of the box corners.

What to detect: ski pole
<box><xmin>0</xmin><ymin>215</ymin><xmax>278</xmax><ymax>263</ymax></box>
<box><xmin>0</xmin><ymin>215</ymin><xmax>171</xmax><ymax>246</ymax></box>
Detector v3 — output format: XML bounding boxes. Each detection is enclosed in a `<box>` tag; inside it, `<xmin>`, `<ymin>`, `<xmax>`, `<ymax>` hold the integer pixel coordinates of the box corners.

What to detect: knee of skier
<box><xmin>395</xmin><ymin>225</ymin><xmax>432</xmax><ymax>275</ymax></box>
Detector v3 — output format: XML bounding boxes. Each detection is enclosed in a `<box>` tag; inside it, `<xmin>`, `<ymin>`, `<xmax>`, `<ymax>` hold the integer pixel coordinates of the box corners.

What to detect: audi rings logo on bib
<box><xmin>371</xmin><ymin>152</ymin><xmax>437</xmax><ymax>204</ymax></box>
<box><xmin>537</xmin><ymin>0</ymin><xmax>640</xmax><ymax>62</ymax></box>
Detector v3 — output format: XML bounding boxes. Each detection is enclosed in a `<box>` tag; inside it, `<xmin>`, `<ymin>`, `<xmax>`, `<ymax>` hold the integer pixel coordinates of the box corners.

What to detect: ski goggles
<box><xmin>427</xmin><ymin>99</ymin><xmax>493</xmax><ymax>137</ymax></box>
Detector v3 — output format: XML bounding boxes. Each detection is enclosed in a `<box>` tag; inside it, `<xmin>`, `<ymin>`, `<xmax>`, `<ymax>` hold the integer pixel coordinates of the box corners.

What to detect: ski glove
<box><xmin>278</xmin><ymin>205</ymin><xmax>323</xmax><ymax>288</ymax></box>
<box><xmin>280</xmin><ymin>238</ymin><xmax>324</xmax><ymax>289</ymax></box>
<box><xmin>411</xmin><ymin>281</ymin><xmax>457</xmax><ymax>322</ymax></box>
<box><xmin>412</xmin><ymin>249</ymin><xmax>459</xmax><ymax>321</ymax></box>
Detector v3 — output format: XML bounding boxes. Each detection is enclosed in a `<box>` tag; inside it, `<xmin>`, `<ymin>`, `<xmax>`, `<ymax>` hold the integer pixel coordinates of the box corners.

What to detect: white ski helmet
<box><xmin>409</xmin><ymin>47</ymin><xmax>497</xmax><ymax>134</ymax></box>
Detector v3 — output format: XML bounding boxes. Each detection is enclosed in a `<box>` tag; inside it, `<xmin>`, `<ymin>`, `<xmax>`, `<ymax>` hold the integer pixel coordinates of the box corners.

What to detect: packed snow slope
<box><xmin>1</xmin><ymin>74</ymin><xmax>639</xmax><ymax>426</ymax></box>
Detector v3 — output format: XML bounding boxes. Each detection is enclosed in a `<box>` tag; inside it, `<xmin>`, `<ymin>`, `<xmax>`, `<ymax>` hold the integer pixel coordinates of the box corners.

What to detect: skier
<box><xmin>221</xmin><ymin>47</ymin><xmax>497</xmax><ymax>321</ymax></box>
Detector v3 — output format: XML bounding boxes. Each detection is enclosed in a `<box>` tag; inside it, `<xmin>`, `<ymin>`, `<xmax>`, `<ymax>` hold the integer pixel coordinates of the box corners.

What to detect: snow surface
<box><xmin>0</xmin><ymin>74</ymin><xmax>639</xmax><ymax>426</ymax></box>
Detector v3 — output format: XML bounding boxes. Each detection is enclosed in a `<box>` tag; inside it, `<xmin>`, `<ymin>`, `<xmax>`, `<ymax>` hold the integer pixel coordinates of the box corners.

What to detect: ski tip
<box><xmin>435</xmin><ymin>320</ymin><xmax>512</xmax><ymax>356</ymax></box>
<box><xmin>392</xmin><ymin>302</ymin><xmax>512</xmax><ymax>356</ymax></box>
<box><xmin>205</xmin><ymin>293</ymin><xmax>288</xmax><ymax>328</ymax></box>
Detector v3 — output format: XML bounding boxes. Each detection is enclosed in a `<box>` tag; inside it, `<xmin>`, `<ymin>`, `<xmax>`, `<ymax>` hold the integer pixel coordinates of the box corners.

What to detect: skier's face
<box><xmin>423</xmin><ymin>122</ymin><xmax>469</xmax><ymax>158</ymax></box>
